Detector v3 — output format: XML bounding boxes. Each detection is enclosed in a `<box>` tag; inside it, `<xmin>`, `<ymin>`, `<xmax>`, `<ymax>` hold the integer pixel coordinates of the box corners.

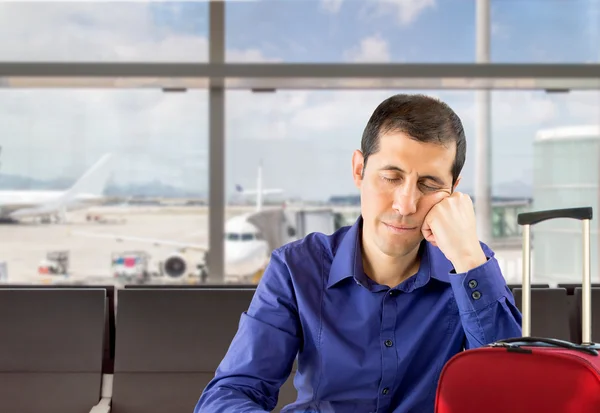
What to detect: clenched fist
<box><xmin>421</xmin><ymin>191</ymin><xmax>487</xmax><ymax>273</ymax></box>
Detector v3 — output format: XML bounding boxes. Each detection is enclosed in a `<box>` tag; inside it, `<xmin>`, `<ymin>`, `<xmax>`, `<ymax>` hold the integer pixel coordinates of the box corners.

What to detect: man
<box><xmin>195</xmin><ymin>94</ymin><xmax>522</xmax><ymax>413</ymax></box>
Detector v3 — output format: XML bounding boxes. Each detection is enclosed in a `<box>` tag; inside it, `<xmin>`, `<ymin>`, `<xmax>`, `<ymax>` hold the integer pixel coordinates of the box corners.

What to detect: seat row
<box><xmin>1</xmin><ymin>283</ymin><xmax>599</xmax><ymax>413</ymax></box>
<box><xmin>0</xmin><ymin>285</ymin><xmax>296</xmax><ymax>413</ymax></box>
<box><xmin>507</xmin><ymin>283</ymin><xmax>600</xmax><ymax>343</ymax></box>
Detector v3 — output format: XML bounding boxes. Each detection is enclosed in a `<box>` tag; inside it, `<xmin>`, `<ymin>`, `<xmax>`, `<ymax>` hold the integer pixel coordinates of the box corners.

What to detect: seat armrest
<box><xmin>89</xmin><ymin>373</ymin><xmax>113</xmax><ymax>413</ymax></box>
<box><xmin>89</xmin><ymin>397</ymin><xmax>111</xmax><ymax>413</ymax></box>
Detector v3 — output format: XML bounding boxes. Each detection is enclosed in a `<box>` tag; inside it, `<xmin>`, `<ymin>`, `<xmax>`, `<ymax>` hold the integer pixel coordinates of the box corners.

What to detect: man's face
<box><xmin>352</xmin><ymin>131</ymin><xmax>459</xmax><ymax>259</ymax></box>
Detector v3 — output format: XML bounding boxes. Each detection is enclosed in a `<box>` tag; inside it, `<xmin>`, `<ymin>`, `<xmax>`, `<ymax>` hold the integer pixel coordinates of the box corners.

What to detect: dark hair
<box><xmin>360</xmin><ymin>93</ymin><xmax>466</xmax><ymax>186</ymax></box>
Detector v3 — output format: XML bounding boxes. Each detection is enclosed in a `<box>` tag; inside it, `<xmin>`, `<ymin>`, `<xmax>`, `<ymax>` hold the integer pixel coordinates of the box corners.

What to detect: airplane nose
<box><xmin>225</xmin><ymin>242</ymin><xmax>251</xmax><ymax>264</ymax></box>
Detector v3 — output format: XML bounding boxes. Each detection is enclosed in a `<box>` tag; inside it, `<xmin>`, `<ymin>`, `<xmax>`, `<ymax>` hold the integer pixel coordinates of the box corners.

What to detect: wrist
<box><xmin>450</xmin><ymin>245</ymin><xmax>487</xmax><ymax>274</ymax></box>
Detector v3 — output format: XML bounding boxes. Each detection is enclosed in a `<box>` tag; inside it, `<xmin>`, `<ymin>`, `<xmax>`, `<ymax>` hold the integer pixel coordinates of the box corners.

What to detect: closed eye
<box><xmin>420</xmin><ymin>183</ymin><xmax>440</xmax><ymax>191</ymax></box>
<box><xmin>382</xmin><ymin>177</ymin><xmax>399</xmax><ymax>183</ymax></box>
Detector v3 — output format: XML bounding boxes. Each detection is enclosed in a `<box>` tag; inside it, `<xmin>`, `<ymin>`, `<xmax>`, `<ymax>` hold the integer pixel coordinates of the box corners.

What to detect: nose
<box><xmin>392</xmin><ymin>183</ymin><xmax>419</xmax><ymax>216</ymax></box>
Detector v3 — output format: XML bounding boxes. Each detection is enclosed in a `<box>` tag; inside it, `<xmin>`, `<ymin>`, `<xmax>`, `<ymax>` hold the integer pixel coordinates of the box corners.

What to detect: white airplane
<box><xmin>72</xmin><ymin>163</ymin><xmax>288</xmax><ymax>284</ymax></box>
<box><xmin>0</xmin><ymin>153</ymin><xmax>114</xmax><ymax>223</ymax></box>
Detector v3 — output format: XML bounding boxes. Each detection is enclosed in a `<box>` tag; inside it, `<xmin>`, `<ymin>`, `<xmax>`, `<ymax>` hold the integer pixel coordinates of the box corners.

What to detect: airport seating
<box><xmin>3</xmin><ymin>282</ymin><xmax>596</xmax><ymax>412</ymax></box>
<box><xmin>556</xmin><ymin>284</ymin><xmax>600</xmax><ymax>343</ymax></box>
<box><xmin>110</xmin><ymin>287</ymin><xmax>298</xmax><ymax>413</ymax></box>
<box><xmin>507</xmin><ymin>283</ymin><xmax>549</xmax><ymax>291</ymax></box>
<box><xmin>558</xmin><ymin>283</ymin><xmax>600</xmax><ymax>295</ymax></box>
<box><xmin>0</xmin><ymin>288</ymin><xmax>108</xmax><ymax>413</ymax></box>
<box><xmin>4</xmin><ymin>284</ymin><xmax>116</xmax><ymax>374</ymax></box>
<box><xmin>512</xmin><ymin>288</ymin><xmax>572</xmax><ymax>341</ymax></box>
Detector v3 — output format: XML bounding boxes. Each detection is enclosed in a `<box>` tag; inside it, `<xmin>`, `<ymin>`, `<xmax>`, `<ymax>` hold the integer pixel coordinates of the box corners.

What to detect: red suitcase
<box><xmin>435</xmin><ymin>207</ymin><xmax>600</xmax><ymax>413</ymax></box>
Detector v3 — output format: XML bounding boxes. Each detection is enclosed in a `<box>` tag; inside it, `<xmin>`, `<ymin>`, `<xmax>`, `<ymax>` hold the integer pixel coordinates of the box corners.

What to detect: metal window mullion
<box><xmin>208</xmin><ymin>0</ymin><xmax>225</xmax><ymax>283</ymax></box>
<box><xmin>1</xmin><ymin>63</ymin><xmax>600</xmax><ymax>79</ymax></box>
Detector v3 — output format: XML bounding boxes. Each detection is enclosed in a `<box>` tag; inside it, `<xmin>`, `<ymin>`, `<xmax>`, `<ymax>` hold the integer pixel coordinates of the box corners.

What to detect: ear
<box><xmin>452</xmin><ymin>176</ymin><xmax>461</xmax><ymax>193</ymax></box>
<box><xmin>352</xmin><ymin>150</ymin><xmax>365</xmax><ymax>189</ymax></box>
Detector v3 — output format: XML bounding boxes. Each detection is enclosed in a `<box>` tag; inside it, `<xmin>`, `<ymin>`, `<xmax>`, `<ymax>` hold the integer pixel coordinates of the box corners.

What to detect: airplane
<box><xmin>71</xmin><ymin>163</ymin><xmax>295</xmax><ymax>284</ymax></box>
<box><xmin>0</xmin><ymin>153</ymin><xmax>114</xmax><ymax>224</ymax></box>
<box><xmin>235</xmin><ymin>160</ymin><xmax>283</xmax><ymax>211</ymax></box>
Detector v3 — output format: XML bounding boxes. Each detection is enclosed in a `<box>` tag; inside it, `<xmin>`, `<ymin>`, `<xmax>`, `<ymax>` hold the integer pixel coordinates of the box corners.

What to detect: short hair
<box><xmin>360</xmin><ymin>93</ymin><xmax>466</xmax><ymax>186</ymax></box>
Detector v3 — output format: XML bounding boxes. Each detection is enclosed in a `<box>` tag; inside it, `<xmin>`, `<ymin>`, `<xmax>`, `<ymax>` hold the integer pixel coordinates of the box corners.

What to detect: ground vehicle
<box><xmin>111</xmin><ymin>251</ymin><xmax>151</xmax><ymax>284</ymax></box>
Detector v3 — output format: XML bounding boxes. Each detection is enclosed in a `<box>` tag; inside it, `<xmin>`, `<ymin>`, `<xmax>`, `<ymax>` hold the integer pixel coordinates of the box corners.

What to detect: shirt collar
<box><xmin>327</xmin><ymin>215</ymin><xmax>452</xmax><ymax>290</ymax></box>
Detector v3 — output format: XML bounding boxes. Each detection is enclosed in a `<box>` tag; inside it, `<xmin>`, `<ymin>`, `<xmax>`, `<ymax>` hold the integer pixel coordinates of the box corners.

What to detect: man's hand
<box><xmin>421</xmin><ymin>191</ymin><xmax>487</xmax><ymax>273</ymax></box>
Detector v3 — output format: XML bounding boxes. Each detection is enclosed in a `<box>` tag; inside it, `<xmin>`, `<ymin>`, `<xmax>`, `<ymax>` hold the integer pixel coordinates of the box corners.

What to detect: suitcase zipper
<box><xmin>483</xmin><ymin>345</ymin><xmax>600</xmax><ymax>376</ymax></box>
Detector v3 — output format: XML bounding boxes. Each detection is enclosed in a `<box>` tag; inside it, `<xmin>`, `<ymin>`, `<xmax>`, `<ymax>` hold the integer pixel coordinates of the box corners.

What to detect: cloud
<box><xmin>377</xmin><ymin>0</ymin><xmax>436</xmax><ymax>26</ymax></box>
<box><xmin>344</xmin><ymin>34</ymin><xmax>392</xmax><ymax>63</ymax></box>
<box><xmin>0</xmin><ymin>3</ymin><xmax>208</xmax><ymax>62</ymax></box>
<box><xmin>0</xmin><ymin>3</ymin><xmax>598</xmax><ymax>201</ymax></box>
<box><xmin>320</xmin><ymin>0</ymin><xmax>344</xmax><ymax>14</ymax></box>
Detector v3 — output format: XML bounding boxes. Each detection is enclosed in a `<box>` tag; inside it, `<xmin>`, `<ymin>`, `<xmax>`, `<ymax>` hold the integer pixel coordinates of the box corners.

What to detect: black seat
<box><xmin>558</xmin><ymin>283</ymin><xmax>600</xmax><ymax>295</ymax></box>
<box><xmin>3</xmin><ymin>284</ymin><xmax>115</xmax><ymax>373</ymax></box>
<box><xmin>0</xmin><ymin>288</ymin><xmax>107</xmax><ymax>413</ymax></box>
<box><xmin>507</xmin><ymin>284</ymin><xmax>549</xmax><ymax>291</ymax></box>
<box><xmin>512</xmin><ymin>288</ymin><xmax>571</xmax><ymax>341</ymax></box>
<box><xmin>573</xmin><ymin>287</ymin><xmax>600</xmax><ymax>344</ymax></box>
<box><xmin>111</xmin><ymin>288</ymin><xmax>297</xmax><ymax>413</ymax></box>
<box><xmin>123</xmin><ymin>284</ymin><xmax>258</xmax><ymax>289</ymax></box>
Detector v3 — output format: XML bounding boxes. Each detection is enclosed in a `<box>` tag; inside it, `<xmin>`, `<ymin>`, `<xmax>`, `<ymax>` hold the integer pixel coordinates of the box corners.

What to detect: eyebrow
<box><xmin>379</xmin><ymin>165</ymin><xmax>447</xmax><ymax>186</ymax></box>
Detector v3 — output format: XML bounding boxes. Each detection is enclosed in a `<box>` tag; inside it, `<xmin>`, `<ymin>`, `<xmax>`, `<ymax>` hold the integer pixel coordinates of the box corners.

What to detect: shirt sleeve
<box><xmin>449</xmin><ymin>244</ymin><xmax>522</xmax><ymax>349</ymax></box>
<box><xmin>194</xmin><ymin>248</ymin><xmax>301</xmax><ymax>413</ymax></box>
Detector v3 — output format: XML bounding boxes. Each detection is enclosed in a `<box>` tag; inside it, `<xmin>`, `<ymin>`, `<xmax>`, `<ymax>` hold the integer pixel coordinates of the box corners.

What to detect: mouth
<box><xmin>383</xmin><ymin>222</ymin><xmax>418</xmax><ymax>233</ymax></box>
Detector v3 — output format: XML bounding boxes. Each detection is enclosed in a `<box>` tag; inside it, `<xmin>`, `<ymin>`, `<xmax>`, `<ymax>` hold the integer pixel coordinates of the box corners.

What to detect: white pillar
<box><xmin>475</xmin><ymin>0</ymin><xmax>492</xmax><ymax>244</ymax></box>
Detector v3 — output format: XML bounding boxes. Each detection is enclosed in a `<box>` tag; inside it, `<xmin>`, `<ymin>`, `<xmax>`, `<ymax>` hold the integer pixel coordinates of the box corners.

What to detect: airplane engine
<box><xmin>162</xmin><ymin>253</ymin><xmax>188</xmax><ymax>278</ymax></box>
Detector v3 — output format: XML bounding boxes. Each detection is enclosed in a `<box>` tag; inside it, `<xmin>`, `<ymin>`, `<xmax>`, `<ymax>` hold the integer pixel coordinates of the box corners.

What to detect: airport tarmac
<box><xmin>0</xmin><ymin>204</ymin><xmax>527</xmax><ymax>287</ymax></box>
<box><xmin>0</xmin><ymin>206</ymin><xmax>249</xmax><ymax>286</ymax></box>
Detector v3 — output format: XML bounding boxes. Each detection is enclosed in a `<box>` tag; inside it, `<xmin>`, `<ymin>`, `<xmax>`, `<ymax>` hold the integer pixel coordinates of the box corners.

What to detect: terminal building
<box><xmin>531</xmin><ymin>126</ymin><xmax>600</xmax><ymax>285</ymax></box>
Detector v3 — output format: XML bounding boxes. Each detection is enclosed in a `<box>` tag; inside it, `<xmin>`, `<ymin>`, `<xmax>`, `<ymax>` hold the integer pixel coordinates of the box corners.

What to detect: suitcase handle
<box><xmin>518</xmin><ymin>207</ymin><xmax>594</xmax><ymax>345</ymax></box>
<box><xmin>518</xmin><ymin>207</ymin><xmax>593</xmax><ymax>226</ymax></box>
<box><xmin>494</xmin><ymin>336</ymin><xmax>599</xmax><ymax>356</ymax></box>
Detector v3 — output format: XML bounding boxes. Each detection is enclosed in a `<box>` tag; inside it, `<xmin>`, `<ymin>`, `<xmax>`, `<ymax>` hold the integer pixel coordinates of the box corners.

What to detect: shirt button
<box><xmin>382</xmin><ymin>387</ymin><xmax>389</xmax><ymax>395</ymax></box>
<box><xmin>472</xmin><ymin>291</ymin><xmax>481</xmax><ymax>300</ymax></box>
<box><xmin>385</xmin><ymin>339</ymin><xmax>393</xmax><ymax>347</ymax></box>
<box><xmin>389</xmin><ymin>290</ymin><xmax>398</xmax><ymax>297</ymax></box>
<box><xmin>468</xmin><ymin>279</ymin><xmax>478</xmax><ymax>288</ymax></box>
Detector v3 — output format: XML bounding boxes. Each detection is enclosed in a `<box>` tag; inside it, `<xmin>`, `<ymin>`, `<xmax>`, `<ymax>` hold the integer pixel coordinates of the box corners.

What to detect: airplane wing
<box><xmin>236</xmin><ymin>189</ymin><xmax>283</xmax><ymax>195</ymax></box>
<box><xmin>70</xmin><ymin>230</ymin><xmax>208</xmax><ymax>252</ymax></box>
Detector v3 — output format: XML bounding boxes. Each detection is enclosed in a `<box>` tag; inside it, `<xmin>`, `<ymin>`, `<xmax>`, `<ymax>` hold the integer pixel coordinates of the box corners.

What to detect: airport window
<box><xmin>490</xmin><ymin>0</ymin><xmax>600</xmax><ymax>63</ymax></box>
<box><xmin>0</xmin><ymin>2</ymin><xmax>209</xmax><ymax>62</ymax></box>
<box><xmin>225</xmin><ymin>0</ymin><xmax>476</xmax><ymax>63</ymax></box>
<box><xmin>0</xmin><ymin>88</ymin><xmax>209</xmax><ymax>287</ymax></box>
<box><xmin>226</xmin><ymin>233</ymin><xmax>240</xmax><ymax>241</ymax></box>
<box><xmin>224</xmin><ymin>89</ymin><xmax>600</xmax><ymax>286</ymax></box>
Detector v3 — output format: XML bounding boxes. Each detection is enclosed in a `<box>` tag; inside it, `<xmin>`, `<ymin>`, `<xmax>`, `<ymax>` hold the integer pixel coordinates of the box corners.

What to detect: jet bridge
<box><xmin>247</xmin><ymin>207</ymin><xmax>340</xmax><ymax>253</ymax></box>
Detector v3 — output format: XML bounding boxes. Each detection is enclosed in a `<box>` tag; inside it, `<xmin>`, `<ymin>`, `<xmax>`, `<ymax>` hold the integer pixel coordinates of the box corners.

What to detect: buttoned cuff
<box><xmin>449</xmin><ymin>256</ymin><xmax>510</xmax><ymax>313</ymax></box>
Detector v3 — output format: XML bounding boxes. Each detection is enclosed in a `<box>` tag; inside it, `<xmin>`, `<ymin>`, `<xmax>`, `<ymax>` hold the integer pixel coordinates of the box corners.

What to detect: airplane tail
<box><xmin>64</xmin><ymin>153</ymin><xmax>114</xmax><ymax>199</ymax></box>
<box><xmin>235</xmin><ymin>162</ymin><xmax>282</xmax><ymax>211</ymax></box>
<box><xmin>9</xmin><ymin>153</ymin><xmax>114</xmax><ymax>219</ymax></box>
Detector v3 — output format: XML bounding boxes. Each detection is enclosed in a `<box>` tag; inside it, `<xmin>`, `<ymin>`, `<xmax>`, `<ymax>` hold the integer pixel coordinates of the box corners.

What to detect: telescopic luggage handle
<box><xmin>517</xmin><ymin>207</ymin><xmax>593</xmax><ymax>345</ymax></box>
<box><xmin>518</xmin><ymin>207</ymin><xmax>593</xmax><ymax>226</ymax></box>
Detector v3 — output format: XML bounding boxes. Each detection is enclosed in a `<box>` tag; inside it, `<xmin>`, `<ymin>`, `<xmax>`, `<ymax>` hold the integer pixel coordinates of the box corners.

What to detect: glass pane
<box><xmin>491</xmin><ymin>0</ymin><xmax>600</xmax><ymax>63</ymax></box>
<box><xmin>224</xmin><ymin>89</ymin><xmax>600</xmax><ymax>287</ymax></box>
<box><xmin>0</xmin><ymin>88</ymin><xmax>208</xmax><ymax>286</ymax></box>
<box><xmin>492</xmin><ymin>91</ymin><xmax>600</xmax><ymax>285</ymax></box>
<box><xmin>226</xmin><ymin>0</ymin><xmax>476</xmax><ymax>62</ymax></box>
<box><xmin>0</xmin><ymin>2</ymin><xmax>209</xmax><ymax>62</ymax></box>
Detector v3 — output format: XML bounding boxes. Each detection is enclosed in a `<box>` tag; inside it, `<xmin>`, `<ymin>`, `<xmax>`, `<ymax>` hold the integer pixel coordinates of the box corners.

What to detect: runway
<box><xmin>0</xmin><ymin>205</ymin><xmax>232</xmax><ymax>285</ymax></box>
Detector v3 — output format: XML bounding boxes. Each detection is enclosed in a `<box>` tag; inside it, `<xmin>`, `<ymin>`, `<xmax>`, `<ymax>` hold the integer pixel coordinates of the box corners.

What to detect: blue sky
<box><xmin>0</xmin><ymin>1</ymin><xmax>599</xmax><ymax>201</ymax></box>
<box><xmin>146</xmin><ymin>0</ymin><xmax>600</xmax><ymax>64</ymax></box>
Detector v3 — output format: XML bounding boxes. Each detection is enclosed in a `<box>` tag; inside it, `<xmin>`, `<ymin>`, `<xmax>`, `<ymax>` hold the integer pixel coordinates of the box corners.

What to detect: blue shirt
<box><xmin>195</xmin><ymin>216</ymin><xmax>522</xmax><ymax>413</ymax></box>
